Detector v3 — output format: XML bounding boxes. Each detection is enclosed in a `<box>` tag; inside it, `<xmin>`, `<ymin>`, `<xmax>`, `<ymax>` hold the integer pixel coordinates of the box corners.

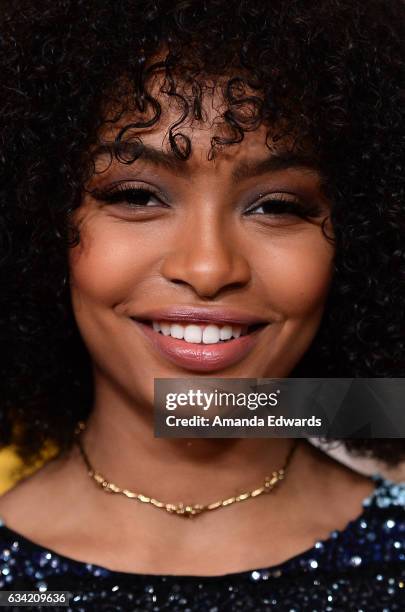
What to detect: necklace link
<box><xmin>74</xmin><ymin>421</ymin><xmax>298</xmax><ymax>518</ymax></box>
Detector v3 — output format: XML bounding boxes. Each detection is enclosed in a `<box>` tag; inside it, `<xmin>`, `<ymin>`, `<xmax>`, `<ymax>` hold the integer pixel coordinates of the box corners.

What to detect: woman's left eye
<box><xmin>245</xmin><ymin>197</ymin><xmax>321</xmax><ymax>219</ymax></box>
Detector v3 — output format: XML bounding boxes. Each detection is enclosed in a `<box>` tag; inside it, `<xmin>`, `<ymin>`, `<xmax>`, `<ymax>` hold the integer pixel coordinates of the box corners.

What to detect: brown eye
<box><xmin>245</xmin><ymin>197</ymin><xmax>322</xmax><ymax>219</ymax></box>
<box><xmin>99</xmin><ymin>187</ymin><xmax>164</xmax><ymax>207</ymax></box>
<box><xmin>248</xmin><ymin>199</ymin><xmax>302</xmax><ymax>216</ymax></box>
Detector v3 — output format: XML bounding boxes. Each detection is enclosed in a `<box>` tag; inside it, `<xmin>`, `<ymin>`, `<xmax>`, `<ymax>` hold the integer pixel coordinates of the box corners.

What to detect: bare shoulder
<box><xmin>0</xmin><ymin>450</ymin><xmax>77</xmax><ymax>535</ymax></box>
<box><xmin>299</xmin><ymin>442</ymin><xmax>378</xmax><ymax>523</ymax></box>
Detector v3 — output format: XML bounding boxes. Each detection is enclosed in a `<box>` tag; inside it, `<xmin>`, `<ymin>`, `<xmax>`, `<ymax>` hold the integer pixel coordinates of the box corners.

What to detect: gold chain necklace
<box><xmin>74</xmin><ymin>421</ymin><xmax>298</xmax><ymax>518</ymax></box>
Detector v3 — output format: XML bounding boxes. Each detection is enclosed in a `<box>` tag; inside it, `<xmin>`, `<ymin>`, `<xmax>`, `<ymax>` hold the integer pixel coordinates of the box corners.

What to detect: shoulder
<box><xmin>360</xmin><ymin>474</ymin><xmax>405</xmax><ymax>546</ymax></box>
<box><xmin>326</xmin><ymin>474</ymin><xmax>405</xmax><ymax>573</ymax></box>
<box><xmin>0</xmin><ymin>472</ymin><xmax>46</xmax><ymax>533</ymax></box>
<box><xmin>357</xmin><ymin>474</ymin><xmax>405</xmax><ymax>558</ymax></box>
<box><xmin>0</xmin><ymin>453</ymin><xmax>72</xmax><ymax>538</ymax></box>
<box><xmin>363</xmin><ymin>474</ymin><xmax>405</xmax><ymax>510</ymax></box>
<box><xmin>279</xmin><ymin>473</ymin><xmax>405</xmax><ymax>577</ymax></box>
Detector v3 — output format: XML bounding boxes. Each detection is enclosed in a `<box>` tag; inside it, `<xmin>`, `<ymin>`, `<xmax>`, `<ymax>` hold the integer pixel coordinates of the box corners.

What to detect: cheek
<box><xmin>250</xmin><ymin>228</ymin><xmax>334</xmax><ymax>318</ymax></box>
<box><xmin>68</xmin><ymin>216</ymin><xmax>160</xmax><ymax>305</ymax></box>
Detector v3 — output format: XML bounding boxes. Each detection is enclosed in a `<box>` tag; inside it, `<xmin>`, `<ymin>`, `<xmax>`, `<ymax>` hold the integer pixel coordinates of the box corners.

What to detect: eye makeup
<box><xmin>244</xmin><ymin>193</ymin><xmax>324</xmax><ymax>219</ymax></box>
<box><xmin>89</xmin><ymin>181</ymin><xmax>326</xmax><ymax>222</ymax></box>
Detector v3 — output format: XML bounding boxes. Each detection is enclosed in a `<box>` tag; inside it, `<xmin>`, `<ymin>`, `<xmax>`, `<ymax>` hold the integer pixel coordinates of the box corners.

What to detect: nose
<box><xmin>160</xmin><ymin>214</ymin><xmax>251</xmax><ymax>299</ymax></box>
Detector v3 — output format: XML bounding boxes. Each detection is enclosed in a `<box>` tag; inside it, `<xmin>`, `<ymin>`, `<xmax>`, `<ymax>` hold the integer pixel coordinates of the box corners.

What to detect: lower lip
<box><xmin>132</xmin><ymin>321</ymin><xmax>268</xmax><ymax>372</ymax></box>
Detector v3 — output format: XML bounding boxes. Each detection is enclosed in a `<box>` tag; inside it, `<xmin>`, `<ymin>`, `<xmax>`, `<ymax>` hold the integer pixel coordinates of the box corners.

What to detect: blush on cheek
<box><xmin>69</xmin><ymin>212</ymin><xmax>167</xmax><ymax>308</ymax></box>
<box><xmin>280</xmin><ymin>264</ymin><xmax>333</xmax><ymax>317</ymax></box>
<box><xmin>68</xmin><ymin>220</ymin><xmax>138</xmax><ymax>306</ymax></box>
<box><xmin>256</xmin><ymin>236</ymin><xmax>334</xmax><ymax>319</ymax></box>
<box><xmin>70</xmin><ymin>251</ymin><xmax>130</xmax><ymax>305</ymax></box>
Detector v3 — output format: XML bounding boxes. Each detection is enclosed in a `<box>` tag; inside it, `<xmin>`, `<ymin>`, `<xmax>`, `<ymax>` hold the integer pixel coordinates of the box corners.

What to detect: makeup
<box><xmin>129</xmin><ymin>306</ymin><xmax>269</xmax><ymax>371</ymax></box>
<box><xmin>132</xmin><ymin>318</ymin><xmax>269</xmax><ymax>372</ymax></box>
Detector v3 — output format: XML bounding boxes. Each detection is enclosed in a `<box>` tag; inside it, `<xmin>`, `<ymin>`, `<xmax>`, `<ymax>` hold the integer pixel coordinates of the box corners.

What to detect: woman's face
<box><xmin>69</xmin><ymin>87</ymin><xmax>334</xmax><ymax>406</ymax></box>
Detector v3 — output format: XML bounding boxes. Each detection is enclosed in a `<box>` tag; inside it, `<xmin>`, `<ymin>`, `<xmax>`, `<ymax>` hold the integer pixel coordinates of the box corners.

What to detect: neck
<box><xmin>72</xmin><ymin>372</ymin><xmax>299</xmax><ymax>504</ymax></box>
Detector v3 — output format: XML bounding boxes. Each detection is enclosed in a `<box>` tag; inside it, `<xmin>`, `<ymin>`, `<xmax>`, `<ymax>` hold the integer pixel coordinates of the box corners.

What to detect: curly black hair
<box><xmin>0</xmin><ymin>0</ymin><xmax>404</xmax><ymax>468</ymax></box>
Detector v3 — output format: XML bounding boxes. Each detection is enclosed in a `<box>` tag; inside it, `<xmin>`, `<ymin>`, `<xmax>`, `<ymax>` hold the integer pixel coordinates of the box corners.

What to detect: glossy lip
<box><xmin>131</xmin><ymin>306</ymin><xmax>269</xmax><ymax>326</ymax></box>
<box><xmin>131</xmin><ymin>318</ymin><xmax>270</xmax><ymax>372</ymax></box>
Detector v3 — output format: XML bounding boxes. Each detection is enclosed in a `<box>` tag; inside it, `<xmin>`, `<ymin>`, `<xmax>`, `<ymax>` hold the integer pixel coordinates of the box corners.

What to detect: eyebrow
<box><xmin>92</xmin><ymin>141</ymin><xmax>322</xmax><ymax>180</ymax></box>
<box><xmin>231</xmin><ymin>151</ymin><xmax>322</xmax><ymax>181</ymax></box>
<box><xmin>92</xmin><ymin>141</ymin><xmax>185</xmax><ymax>173</ymax></box>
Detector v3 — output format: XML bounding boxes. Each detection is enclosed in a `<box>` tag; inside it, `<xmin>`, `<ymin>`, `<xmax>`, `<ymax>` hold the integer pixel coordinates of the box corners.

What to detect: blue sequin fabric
<box><xmin>0</xmin><ymin>474</ymin><xmax>404</xmax><ymax>611</ymax></box>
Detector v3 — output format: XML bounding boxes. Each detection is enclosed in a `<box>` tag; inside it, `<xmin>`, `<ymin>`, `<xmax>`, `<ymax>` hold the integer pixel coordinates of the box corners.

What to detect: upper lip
<box><xmin>131</xmin><ymin>306</ymin><xmax>269</xmax><ymax>326</ymax></box>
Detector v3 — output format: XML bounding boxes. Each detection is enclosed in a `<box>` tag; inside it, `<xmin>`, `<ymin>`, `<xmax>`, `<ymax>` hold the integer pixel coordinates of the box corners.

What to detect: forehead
<box><xmin>92</xmin><ymin>70</ymin><xmax>320</xmax><ymax>179</ymax></box>
<box><xmin>96</xmin><ymin>123</ymin><xmax>270</xmax><ymax>174</ymax></box>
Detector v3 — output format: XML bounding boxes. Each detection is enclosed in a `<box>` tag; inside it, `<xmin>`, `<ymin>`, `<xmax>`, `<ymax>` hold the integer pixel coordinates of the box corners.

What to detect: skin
<box><xmin>0</xmin><ymin>83</ymin><xmax>376</xmax><ymax>575</ymax></box>
<box><xmin>71</xmin><ymin>115</ymin><xmax>333</xmax><ymax>400</ymax></box>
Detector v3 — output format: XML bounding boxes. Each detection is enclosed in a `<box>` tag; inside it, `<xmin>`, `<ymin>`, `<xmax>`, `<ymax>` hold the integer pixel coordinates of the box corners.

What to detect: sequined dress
<box><xmin>0</xmin><ymin>474</ymin><xmax>403</xmax><ymax>611</ymax></box>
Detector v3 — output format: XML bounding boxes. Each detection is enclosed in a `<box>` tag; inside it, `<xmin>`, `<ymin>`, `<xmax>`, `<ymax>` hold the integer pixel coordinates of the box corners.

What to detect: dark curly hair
<box><xmin>0</xmin><ymin>0</ymin><xmax>404</xmax><ymax>468</ymax></box>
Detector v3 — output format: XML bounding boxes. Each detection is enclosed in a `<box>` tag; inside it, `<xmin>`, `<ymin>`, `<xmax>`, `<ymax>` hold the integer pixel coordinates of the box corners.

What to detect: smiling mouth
<box><xmin>135</xmin><ymin>319</ymin><xmax>267</xmax><ymax>345</ymax></box>
<box><xmin>131</xmin><ymin>317</ymin><xmax>270</xmax><ymax>372</ymax></box>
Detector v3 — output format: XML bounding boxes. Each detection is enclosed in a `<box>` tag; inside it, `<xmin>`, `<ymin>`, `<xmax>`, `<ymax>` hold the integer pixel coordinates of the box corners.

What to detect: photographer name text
<box><xmin>165</xmin><ymin>415</ymin><xmax>322</xmax><ymax>428</ymax></box>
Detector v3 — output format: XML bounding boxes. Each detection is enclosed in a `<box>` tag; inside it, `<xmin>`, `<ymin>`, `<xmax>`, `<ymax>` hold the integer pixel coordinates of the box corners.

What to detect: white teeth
<box><xmin>170</xmin><ymin>324</ymin><xmax>184</xmax><ymax>339</ymax></box>
<box><xmin>232</xmin><ymin>326</ymin><xmax>242</xmax><ymax>339</ymax></box>
<box><xmin>202</xmin><ymin>324</ymin><xmax>220</xmax><ymax>344</ymax></box>
<box><xmin>160</xmin><ymin>322</ymin><xmax>171</xmax><ymax>336</ymax></box>
<box><xmin>184</xmin><ymin>324</ymin><xmax>203</xmax><ymax>343</ymax></box>
<box><xmin>219</xmin><ymin>325</ymin><xmax>232</xmax><ymax>340</ymax></box>
<box><xmin>150</xmin><ymin>321</ymin><xmax>248</xmax><ymax>343</ymax></box>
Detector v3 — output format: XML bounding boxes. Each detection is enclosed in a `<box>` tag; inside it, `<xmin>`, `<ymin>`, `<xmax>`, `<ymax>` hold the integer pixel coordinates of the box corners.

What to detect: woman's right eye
<box><xmin>92</xmin><ymin>186</ymin><xmax>167</xmax><ymax>208</ymax></box>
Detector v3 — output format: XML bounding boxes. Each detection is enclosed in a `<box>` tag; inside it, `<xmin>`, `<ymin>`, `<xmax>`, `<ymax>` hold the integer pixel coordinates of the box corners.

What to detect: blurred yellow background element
<box><xmin>0</xmin><ymin>446</ymin><xmax>55</xmax><ymax>495</ymax></box>
<box><xmin>0</xmin><ymin>447</ymin><xmax>26</xmax><ymax>494</ymax></box>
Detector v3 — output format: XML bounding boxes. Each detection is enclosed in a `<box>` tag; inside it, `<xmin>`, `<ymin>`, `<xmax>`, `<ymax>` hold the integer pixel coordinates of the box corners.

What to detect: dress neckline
<box><xmin>0</xmin><ymin>473</ymin><xmax>392</xmax><ymax>581</ymax></box>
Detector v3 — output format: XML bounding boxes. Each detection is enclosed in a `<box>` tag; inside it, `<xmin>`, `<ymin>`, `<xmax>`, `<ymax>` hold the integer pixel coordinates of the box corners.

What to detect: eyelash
<box><xmin>245</xmin><ymin>197</ymin><xmax>321</xmax><ymax>219</ymax></box>
<box><xmin>93</xmin><ymin>186</ymin><xmax>165</xmax><ymax>207</ymax></box>
<box><xmin>93</xmin><ymin>185</ymin><xmax>321</xmax><ymax>219</ymax></box>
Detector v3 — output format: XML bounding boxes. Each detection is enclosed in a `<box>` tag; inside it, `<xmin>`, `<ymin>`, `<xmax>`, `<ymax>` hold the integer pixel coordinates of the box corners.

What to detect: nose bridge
<box><xmin>160</xmin><ymin>203</ymin><xmax>251</xmax><ymax>297</ymax></box>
